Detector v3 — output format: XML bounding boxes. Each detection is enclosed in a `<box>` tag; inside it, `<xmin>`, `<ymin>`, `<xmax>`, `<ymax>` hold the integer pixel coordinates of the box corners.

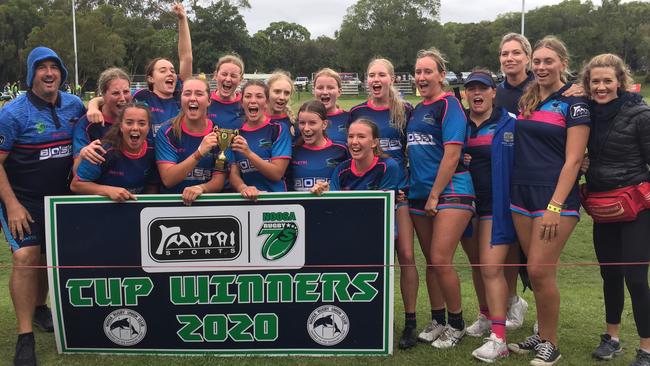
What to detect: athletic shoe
<box><xmin>398</xmin><ymin>326</ymin><xmax>418</xmax><ymax>350</ymax></box>
<box><xmin>467</xmin><ymin>314</ymin><xmax>491</xmax><ymax>337</ymax></box>
<box><xmin>629</xmin><ymin>349</ymin><xmax>650</xmax><ymax>366</ymax></box>
<box><xmin>33</xmin><ymin>305</ymin><xmax>54</xmax><ymax>332</ymax></box>
<box><xmin>14</xmin><ymin>333</ymin><xmax>37</xmax><ymax>366</ymax></box>
<box><xmin>431</xmin><ymin>324</ymin><xmax>465</xmax><ymax>349</ymax></box>
<box><xmin>472</xmin><ymin>333</ymin><xmax>509</xmax><ymax>363</ymax></box>
<box><xmin>530</xmin><ymin>341</ymin><xmax>561</xmax><ymax>366</ymax></box>
<box><xmin>592</xmin><ymin>333</ymin><xmax>622</xmax><ymax>360</ymax></box>
<box><xmin>506</xmin><ymin>296</ymin><xmax>528</xmax><ymax>330</ymax></box>
<box><xmin>417</xmin><ymin>319</ymin><xmax>445</xmax><ymax>343</ymax></box>
<box><xmin>508</xmin><ymin>333</ymin><xmax>542</xmax><ymax>354</ymax></box>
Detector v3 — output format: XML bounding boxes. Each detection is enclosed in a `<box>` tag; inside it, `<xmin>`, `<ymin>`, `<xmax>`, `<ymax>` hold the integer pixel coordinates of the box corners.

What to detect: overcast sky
<box><xmin>240</xmin><ymin>0</ymin><xmax>634</xmax><ymax>37</ymax></box>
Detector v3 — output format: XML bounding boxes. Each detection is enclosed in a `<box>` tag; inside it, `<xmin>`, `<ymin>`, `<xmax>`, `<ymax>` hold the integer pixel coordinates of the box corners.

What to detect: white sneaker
<box><xmin>431</xmin><ymin>324</ymin><xmax>465</xmax><ymax>349</ymax></box>
<box><xmin>417</xmin><ymin>319</ymin><xmax>445</xmax><ymax>343</ymax></box>
<box><xmin>506</xmin><ymin>296</ymin><xmax>528</xmax><ymax>330</ymax></box>
<box><xmin>472</xmin><ymin>333</ymin><xmax>510</xmax><ymax>363</ymax></box>
<box><xmin>467</xmin><ymin>314</ymin><xmax>491</xmax><ymax>337</ymax></box>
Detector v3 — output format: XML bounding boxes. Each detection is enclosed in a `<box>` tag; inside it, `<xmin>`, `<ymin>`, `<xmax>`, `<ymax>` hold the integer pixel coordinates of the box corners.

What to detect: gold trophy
<box><xmin>214</xmin><ymin>127</ymin><xmax>239</xmax><ymax>171</ymax></box>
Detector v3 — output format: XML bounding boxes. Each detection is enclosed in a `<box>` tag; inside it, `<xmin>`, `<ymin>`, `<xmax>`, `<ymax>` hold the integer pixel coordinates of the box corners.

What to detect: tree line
<box><xmin>2</xmin><ymin>0</ymin><xmax>649</xmax><ymax>89</ymax></box>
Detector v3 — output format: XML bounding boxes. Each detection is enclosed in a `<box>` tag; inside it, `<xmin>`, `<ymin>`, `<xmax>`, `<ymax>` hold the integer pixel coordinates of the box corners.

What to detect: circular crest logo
<box><xmin>307</xmin><ymin>305</ymin><xmax>349</xmax><ymax>346</ymax></box>
<box><xmin>103</xmin><ymin>309</ymin><xmax>147</xmax><ymax>346</ymax></box>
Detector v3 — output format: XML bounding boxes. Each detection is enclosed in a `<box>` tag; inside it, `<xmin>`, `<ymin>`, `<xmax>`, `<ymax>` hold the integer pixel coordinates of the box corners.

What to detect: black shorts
<box><xmin>510</xmin><ymin>184</ymin><xmax>580</xmax><ymax>218</ymax></box>
<box><xmin>409</xmin><ymin>195</ymin><xmax>475</xmax><ymax>216</ymax></box>
<box><xmin>1</xmin><ymin>203</ymin><xmax>45</xmax><ymax>254</ymax></box>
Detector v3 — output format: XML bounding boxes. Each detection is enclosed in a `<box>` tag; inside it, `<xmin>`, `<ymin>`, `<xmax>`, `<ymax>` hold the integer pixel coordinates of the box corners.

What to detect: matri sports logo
<box><xmin>570</xmin><ymin>103</ymin><xmax>590</xmax><ymax>119</ymax></box>
<box><xmin>148</xmin><ymin>216</ymin><xmax>241</xmax><ymax>261</ymax></box>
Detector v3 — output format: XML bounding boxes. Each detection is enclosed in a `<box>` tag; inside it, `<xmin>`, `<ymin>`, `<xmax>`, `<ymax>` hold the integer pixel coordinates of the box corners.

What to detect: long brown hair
<box><xmin>101</xmin><ymin>103</ymin><xmax>152</xmax><ymax>152</ymax></box>
<box><xmin>349</xmin><ymin>118</ymin><xmax>386</xmax><ymax>157</ymax></box>
<box><xmin>144</xmin><ymin>57</ymin><xmax>174</xmax><ymax>92</ymax></box>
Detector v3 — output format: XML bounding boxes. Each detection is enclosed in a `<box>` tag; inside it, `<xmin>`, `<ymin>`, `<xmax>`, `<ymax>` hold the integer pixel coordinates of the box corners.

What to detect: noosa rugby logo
<box><xmin>258</xmin><ymin>212</ymin><xmax>299</xmax><ymax>261</ymax></box>
<box><xmin>148</xmin><ymin>216</ymin><xmax>242</xmax><ymax>261</ymax></box>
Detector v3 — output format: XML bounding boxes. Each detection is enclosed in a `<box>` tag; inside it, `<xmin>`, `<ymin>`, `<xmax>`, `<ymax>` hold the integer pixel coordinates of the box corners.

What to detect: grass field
<box><xmin>0</xmin><ymin>90</ymin><xmax>648</xmax><ymax>365</ymax></box>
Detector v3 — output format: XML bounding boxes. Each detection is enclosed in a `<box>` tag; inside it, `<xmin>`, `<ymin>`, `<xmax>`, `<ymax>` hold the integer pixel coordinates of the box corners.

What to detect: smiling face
<box><xmin>181</xmin><ymin>79</ymin><xmax>210</xmax><ymax>121</ymax></box>
<box><xmin>268</xmin><ymin>79</ymin><xmax>292</xmax><ymax>115</ymax></box>
<box><xmin>465</xmin><ymin>82</ymin><xmax>496</xmax><ymax>116</ymax></box>
<box><xmin>148</xmin><ymin>59</ymin><xmax>177</xmax><ymax>97</ymax></box>
<box><xmin>313</xmin><ymin>76</ymin><xmax>341</xmax><ymax>112</ymax></box>
<box><xmin>298</xmin><ymin>111</ymin><xmax>328</xmax><ymax>146</ymax></box>
<box><xmin>500</xmin><ymin>40</ymin><xmax>530</xmax><ymax>79</ymax></box>
<box><xmin>214</xmin><ymin>62</ymin><xmax>242</xmax><ymax>100</ymax></box>
<box><xmin>31</xmin><ymin>60</ymin><xmax>61</xmax><ymax>102</ymax></box>
<box><xmin>347</xmin><ymin>122</ymin><xmax>377</xmax><ymax>161</ymax></box>
<box><xmin>103</xmin><ymin>78</ymin><xmax>132</xmax><ymax>120</ymax></box>
<box><xmin>120</xmin><ymin>107</ymin><xmax>150</xmax><ymax>153</ymax></box>
<box><xmin>532</xmin><ymin>47</ymin><xmax>566</xmax><ymax>90</ymax></box>
<box><xmin>589</xmin><ymin>66</ymin><xmax>620</xmax><ymax>105</ymax></box>
<box><xmin>415</xmin><ymin>56</ymin><xmax>445</xmax><ymax>101</ymax></box>
<box><xmin>242</xmin><ymin>85</ymin><xmax>267</xmax><ymax>123</ymax></box>
<box><xmin>367</xmin><ymin>62</ymin><xmax>393</xmax><ymax>102</ymax></box>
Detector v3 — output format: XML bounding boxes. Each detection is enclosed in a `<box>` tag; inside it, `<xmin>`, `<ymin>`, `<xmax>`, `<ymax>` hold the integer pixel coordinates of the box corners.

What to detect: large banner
<box><xmin>46</xmin><ymin>192</ymin><xmax>394</xmax><ymax>356</ymax></box>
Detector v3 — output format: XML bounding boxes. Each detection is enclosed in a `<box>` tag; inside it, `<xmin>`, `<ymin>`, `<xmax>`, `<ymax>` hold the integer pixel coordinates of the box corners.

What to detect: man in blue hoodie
<box><xmin>0</xmin><ymin>46</ymin><xmax>85</xmax><ymax>366</ymax></box>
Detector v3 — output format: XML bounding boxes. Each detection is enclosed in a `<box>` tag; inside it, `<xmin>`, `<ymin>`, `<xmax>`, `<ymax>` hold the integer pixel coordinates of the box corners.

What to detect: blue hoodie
<box><xmin>26</xmin><ymin>46</ymin><xmax>68</xmax><ymax>88</ymax></box>
<box><xmin>490</xmin><ymin>107</ymin><xmax>517</xmax><ymax>244</ymax></box>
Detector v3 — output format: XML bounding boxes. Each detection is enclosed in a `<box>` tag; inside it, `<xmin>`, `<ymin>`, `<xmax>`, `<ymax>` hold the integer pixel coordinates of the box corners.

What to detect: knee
<box><xmin>624</xmin><ymin>268</ymin><xmax>649</xmax><ymax>294</ymax></box>
<box><xmin>481</xmin><ymin>265</ymin><xmax>504</xmax><ymax>281</ymax></box>
<box><xmin>397</xmin><ymin>249</ymin><xmax>416</xmax><ymax>265</ymax></box>
<box><xmin>430</xmin><ymin>255</ymin><xmax>453</xmax><ymax>275</ymax></box>
<box><xmin>12</xmin><ymin>247</ymin><xmax>41</xmax><ymax>267</ymax></box>
<box><xmin>527</xmin><ymin>265</ymin><xmax>553</xmax><ymax>286</ymax></box>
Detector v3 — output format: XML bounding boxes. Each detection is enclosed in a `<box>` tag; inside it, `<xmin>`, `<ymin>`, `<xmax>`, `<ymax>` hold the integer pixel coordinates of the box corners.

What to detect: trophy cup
<box><xmin>214</xmin><ymin>127</ymin><xmax>239</xmax><ymax>171</ymax></box>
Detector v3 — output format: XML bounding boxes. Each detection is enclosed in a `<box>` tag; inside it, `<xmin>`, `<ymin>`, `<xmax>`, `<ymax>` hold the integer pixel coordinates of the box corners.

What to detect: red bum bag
<box><xmin>580</xmin><ymin>181</ymin><xmax>650</xmax><ymax>223</ymax></box>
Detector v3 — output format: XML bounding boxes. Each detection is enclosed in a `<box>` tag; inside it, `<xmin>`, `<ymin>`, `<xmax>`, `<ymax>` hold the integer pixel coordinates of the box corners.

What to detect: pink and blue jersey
<box><xmin>349</xmin><ymin>100</ymin><xmax>411</xmax><ymax>188</ymax></box>
<box><xmin>407</xmin><ymin>92</ymin><xmax>474</xmax><ymax>200</ymax></box>
<box><xmin>207</xmin><ymin>92</ymin><xmax>244</xmax><ymax>130</ymax></box>
<box><xmin>133</xmin><ymin>89</ymin><xmax>181</xmax><ymax>138</ymax></box>
<box><xmin>76</xmin><ymin>141</ymin><xmax>157</xmax><ymax>193</ymax></box>
<box><xmin>155</xmin><ymin>118</ymin><xmax>219</xmax><ymax>193</ymax></box>
<box><xmin>288</xmin><ymin>139</ymin><xmax>348</xmax><ymax>191</ymax></box>
<box><xmin>225</xmin><ymin>119</ymin><xmax>292</xmax><ymax>192</ymax></box>
<box><xmin>512</xmin><ymin>84</ymin><xmax>591</xmax><ymax>187</ymax></box>
<box><xmin>466</xmin><ymin>109</ymin><xmax>501</xmax><ymax>199</ymax></box>
<box><xmin>72</xmin><ymin>114</ymin><xmax>114</xmax><ymax>157</ymax></box>
<box><xmin>330</xmin><ymin>156</ymin><xmax>399</xmax><ymax>191</ymax></box>
<box><xmin>326</xmin><ymin>109</ymin><xmax>351</xmax><ymax>145</ymax></box>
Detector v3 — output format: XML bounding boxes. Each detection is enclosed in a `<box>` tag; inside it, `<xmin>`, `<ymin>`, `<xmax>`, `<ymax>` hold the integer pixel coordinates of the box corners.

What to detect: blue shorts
<box><xmin>408</xmin><ymin>195</ymin><xmax>475</xmax><ymax>216</ymax></box>
<box><xmin>510</xmin><ymin>184</ymin><xmax>580</xmax><ymax>218</ymax></box>
<box><xmin>0</xmin><ymin>203</ymin><xmax>45</xmax><ymax>254</ymax></box>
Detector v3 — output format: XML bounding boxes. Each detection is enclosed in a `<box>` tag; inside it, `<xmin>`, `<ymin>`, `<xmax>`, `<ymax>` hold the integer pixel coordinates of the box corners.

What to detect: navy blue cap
<box><xmin>26</xmin><ymin>47</ymin><xmax>68</xmax><ymax>88</ymax></box>
<box><xmin>463</xmin><ymin>72</ymin><xmax>495</xmax><ymax>88</ymax></box>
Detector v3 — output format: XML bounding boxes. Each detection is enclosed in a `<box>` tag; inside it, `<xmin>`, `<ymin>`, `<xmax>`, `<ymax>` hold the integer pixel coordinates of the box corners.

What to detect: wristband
<box><xmin>192</xmin><ymin>149</ymin><xmax>203</xmax><ymax>161</ymax></box>
<box><xmin>550</xmin><ymin>198</ymin><xmax>566</xmax><ymax>208</ymax></box>
<box><xmin>546</xmin><ymin>204</ymin><xmax>562</xmax><ymax>213</ymax></box>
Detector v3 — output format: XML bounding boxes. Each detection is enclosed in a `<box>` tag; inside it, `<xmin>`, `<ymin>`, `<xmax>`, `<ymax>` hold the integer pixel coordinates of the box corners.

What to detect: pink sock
<box><xmin>491</xmin><ymin>317</ymin><xmax>506</xmax><ymax>341</ymax></box>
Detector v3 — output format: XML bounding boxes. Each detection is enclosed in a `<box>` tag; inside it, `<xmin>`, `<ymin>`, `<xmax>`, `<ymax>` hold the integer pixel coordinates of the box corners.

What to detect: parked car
<box><xmin>493</xmin><ymin>72</ymin><xmax>505</xmax><ymax>83</ymax></box>
<box><xmin>445</xmin><ymin>71</ymin><xmax>459</xmax><ymax>85</ymax></box>
<box><xmin>460</xmin><ymin>72</ymin><xmax>471</xmax><ymax>83</ymax></box>
<box><xmin>294</xmin><ymin>76</ymin><xmax>309</xmax><ymax>91</ymax></box>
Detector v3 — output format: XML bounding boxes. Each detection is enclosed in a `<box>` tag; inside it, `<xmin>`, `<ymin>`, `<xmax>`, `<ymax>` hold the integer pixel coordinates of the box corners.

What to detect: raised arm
<box><xmin>173</xmin><ymin>3</ymin><xmax>193</xmax><ymax>81</ymax></box>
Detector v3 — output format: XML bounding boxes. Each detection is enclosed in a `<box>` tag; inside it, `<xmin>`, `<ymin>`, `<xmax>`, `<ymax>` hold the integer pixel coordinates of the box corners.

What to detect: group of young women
<box><xmin>67</xmin><ymin>5</ymin><xmax>649</xmax><ymax>365</ymax></box>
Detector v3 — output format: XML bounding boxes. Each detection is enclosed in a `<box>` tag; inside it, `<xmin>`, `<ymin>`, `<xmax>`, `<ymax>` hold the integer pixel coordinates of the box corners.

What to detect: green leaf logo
<box><xmin>258</xmin><ymin>222</ymin><xmax>298</xmax><ymax>261</ymax></box>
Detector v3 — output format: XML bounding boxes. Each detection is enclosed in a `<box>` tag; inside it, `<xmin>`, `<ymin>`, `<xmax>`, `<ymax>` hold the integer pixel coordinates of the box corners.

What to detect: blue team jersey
<box><xmin>76</xmin><ymin>141</ymin><xmax>157</xmax><ymax>193</ymax></box>
<box><xmin>0</xmin><ymin>91</ymin><xmax>85</xmax><ymax>209</ymax></box>
<box><xmin>330</xmin><ymin>156</ymin><xmax>399</xmax><ymax>191</ymax></box>
<box><xmin>495</xmin><ymin>71</ymin><xmax>535</xmax><ymax>115</ymax></box>
<box><xmin>72</xmin><ymin>114</ymin><xmax>114</xmax><ymax>157</ymax></box>
<box><xmin>268</xmin><ymin>113</ymin><xmax>294</xmax><ymax>133</ymax></box>
<box><xmin>133</xmin><ymin>89</ymin><xmax>181</xmax><ymax>138</ymax></box>
<box><xmin>466</xmin><ymin>108</ymin><xmax>502</xmax><ymax>197</ymax></box>
<box><xmin>407</xmin><ymin>92</ymin><xmax>474</xmax><ymax>199</ymax></box>
<box><xmin>155</xmin><ymin>118</ymin><xmax>219</xmax><ymax>193</ymax></box>
<box><xmin>288</xmin><ymin>139</ymin><xmax>348</xmax><ymax>191</ymax></box>
<box><xmin>225</xmin><ymin>119</ymin><xmax>292</xmax><ymax>192</ymax></box>
<box><xmin>513</xmin><ymin>83</ymin><xmax>591</xmax><ymax>187</ymax></box>
<box><xmin>326</xmin><ymin>109</ymin><xmax>351</xmax><ymax>145</ymax></box>
<box><xmin>349</xmin><ymin>100</ymin><xmax>411</xmax><ymax>189</ymax></box>
<box><xmin>207</xmin><ymin>92</ymin><xmax>244</xmax><ymax>130</ymax></box>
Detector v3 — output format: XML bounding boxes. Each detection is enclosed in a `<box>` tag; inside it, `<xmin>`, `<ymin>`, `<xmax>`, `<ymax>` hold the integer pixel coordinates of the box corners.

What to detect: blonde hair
<box><xmin>581</xmin><ymin>53</ymin><xmax>633</xmax><ymax>99</ymax></box>
<box><xmin>367</xmin><ymin>58</ymin><xmax>407</xmax><ymax>133</ymax></box>
<box><xmin>349</xmin><ymin>118</ymin><xmax>384</xmax><ymax>157</ymax></box>
<box><xmin>267</xmin><ymin>70</ymin><xmax>295</xmax><ymax>122</ymax></box>
<box><xmin>416</xmin><ymin>47</ymin><xmax>447</xmax><ymax>88</ymax></box>
<box><xmin>171</xmin><ymin>77</ymin><xmax>211</xmax><ymax>139</ymax></box>
<box><xmin>214</xmin><ymin>54</ymin><xmax>245</xmax><ymax>77</ymax></box>
<box><xmin>499</xmin><ymin>33</ymin><xmax>532</xmax><ymax>70</ymax></box>
<box><xmin>519</xmin><ymin>36</ymin><xmax>570</xmax><ymax>118</ymax></box>
<box><xmin>97</xmin><ymin>67</ymin><xmax>130</xmax><ymax>96</ymax></box>
<box><xmin>314</xmin><ymin>68</ymin><xmax>342</xmax><ymax>89</ymax></box>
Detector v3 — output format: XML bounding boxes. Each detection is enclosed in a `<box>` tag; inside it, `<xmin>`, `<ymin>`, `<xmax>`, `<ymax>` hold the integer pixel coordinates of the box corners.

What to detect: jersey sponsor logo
<box><xmin>258</xmin><ymin>139</ymin><xmax>273</xmax><ymax>148</ymax></box>
<box><xmin>35</xmin><ymin>122</ymin><xmax>46</xmax><ymax>134</ymax></box>
<box><xmin>502</xmin><ymin>131</ymin><xmax>514</xmax><ymax>146</ymax></box>
<box><xmin>39</xmin><ymin>144</ymin><xmax>72</xmax><ymax>160</ymax></box>
<box><xmin>238</xmin><ymin>158</ymin><xmax>259</xmax><ymax>173</ymax></box>
<box><xmin>294</xmin><ymin>177</ymin><xmax>329</xmax><ymax>190</ymax></box>
<box><xmin>150</xmin><ymin>107</ymin><xmax>165</xmax><ymax>113</ymax></box>
<box><xmin>422</xmin><ymin>113</ymin><xmax>436</xmax><ymax>125</ymax></box>
<box><xmin>406</xmin><ymin>132</ymin><xmax>435</xmax><ymax>146</ymax></box>
<box><xmin>379</xmin><ymin>138</ymin><xmax>401</xmax><ymax>151</ymax></box>
<box><xmin>337</xmin><ymin>125</ymin><xmax>347</xmax><ymax>132</ymax></box>
<box><xmin>153</xmin><ymin>124</ymin><xmax>162</xmax><ymax>137</ymax></box>
<box><xmin>570</xmin><ymin>103</ymin><xmax>590</xmax><ymax>119</ymax></box>
<box><xmin>187</xmin><ymin>168</ymin><xmax>212</xmax><ymax>180</ymax></box>
<box><xmin>326</xmin><ymin>158</ymin><xmax>341</xmax><ymax>168</ymax></box>
<box><xmin>149</xmin><ymin>216</ymin><xmax>242</xmax><ymax>261</ymax></box>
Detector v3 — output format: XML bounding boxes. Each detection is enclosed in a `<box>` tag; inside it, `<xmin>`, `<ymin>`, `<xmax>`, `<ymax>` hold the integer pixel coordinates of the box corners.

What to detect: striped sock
<box><xmin>491</xmin><ymin>317</ymin><xmax>506</xmax><ymax>341</ymax></box>
<box><xmin>405</xmin><ymin>312</ymin><xmax>416</xmax><ymax>329</ymax></box>
<box><xmin>448</xmin><ymin>310</ymin><xmax>464</xmax><ymax>330</ymax></box>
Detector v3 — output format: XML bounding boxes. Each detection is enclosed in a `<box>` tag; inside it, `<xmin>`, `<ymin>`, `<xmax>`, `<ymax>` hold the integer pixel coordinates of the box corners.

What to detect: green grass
<box><xmin>0</xmin><ymin>214</ymin><xmax>646</xmax><ymax>365</ymax></box>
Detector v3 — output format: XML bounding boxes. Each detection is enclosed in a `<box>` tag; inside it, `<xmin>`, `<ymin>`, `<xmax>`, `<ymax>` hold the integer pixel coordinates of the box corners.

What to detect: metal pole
<box><xmin>72</xmin><ymin>0</ymin><xmax>79</xmax><ymax>90</ymax></box>
<box><xmin>521</xmin><ymin>0</ymin><xmax>525</xmax><ymax>36</ymax></box>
